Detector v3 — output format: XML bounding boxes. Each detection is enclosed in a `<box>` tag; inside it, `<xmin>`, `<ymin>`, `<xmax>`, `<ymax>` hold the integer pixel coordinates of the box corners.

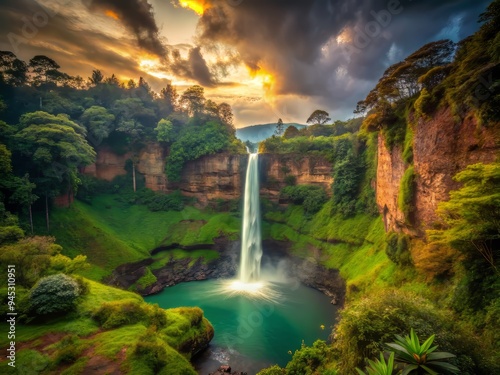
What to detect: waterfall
<box><xmin>239</xmin><ymin>153</ymin><xmax>262</xmax><ymax>283</ymax></box>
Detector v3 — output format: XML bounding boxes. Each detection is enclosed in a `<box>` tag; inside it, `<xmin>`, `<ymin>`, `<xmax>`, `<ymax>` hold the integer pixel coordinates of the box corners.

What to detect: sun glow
<box><xmin>249</xmin><ymin>67</ymin><xmax>275</xmax><ymax>91</ymax></box>
<box><xmin>179</xmin><ymin>0</ymin><xmax>207</xmax><ymax>15</ymax></box>
<box><xmin>213</xmin><ymin>280</ymin><xmax>282</xmax><ymax>302</ymax></box>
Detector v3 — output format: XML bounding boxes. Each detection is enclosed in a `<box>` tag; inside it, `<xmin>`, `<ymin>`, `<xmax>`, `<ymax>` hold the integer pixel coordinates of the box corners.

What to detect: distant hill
<box><xmin>236</xmin><ymin>123</ymin><xmax>307</xmax><ymax>143</ymax></box>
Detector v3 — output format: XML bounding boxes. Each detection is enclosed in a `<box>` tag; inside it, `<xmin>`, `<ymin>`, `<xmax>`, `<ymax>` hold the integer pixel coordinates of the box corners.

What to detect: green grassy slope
<box><xmin>40</xmin><ymin>195</ymin><xmax>241</xmax><ymax>280</ymax></box>
<box><xmin>0</xmin><ymin>279</ymin><xmax>211</xmax><ymax>375</ymax></box>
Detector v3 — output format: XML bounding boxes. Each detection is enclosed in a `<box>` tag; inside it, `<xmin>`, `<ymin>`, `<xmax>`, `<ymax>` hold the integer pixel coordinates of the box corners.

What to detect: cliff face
<box><xmin>84</xmin><ymin>146</ymin><xmax>334</xmax><ymax>206</ymax></box>
<box><xmin>168</xmin><ymin>153</ymin><xmax>246</xmax><ymax>205</ymax></box>
<box><xmin>377</xmin><ymin>108</ymin><xmax>499</xmax><ymax>235</ymax></box>
<box><xmin>259</xmin><ymin>154</ymin><xmax>333</xmax><ymax>201</ymax></box>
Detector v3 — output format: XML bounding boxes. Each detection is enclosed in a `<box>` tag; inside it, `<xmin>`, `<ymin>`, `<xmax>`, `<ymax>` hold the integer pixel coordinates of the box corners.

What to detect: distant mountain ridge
<box><xmin>236</xmin><ymin>123</ymin><xmax>307</xmax><ymax>143</ymax></box>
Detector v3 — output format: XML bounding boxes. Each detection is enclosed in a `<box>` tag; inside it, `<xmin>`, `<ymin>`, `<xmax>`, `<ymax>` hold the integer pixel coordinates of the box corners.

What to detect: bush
<box><xmin>333</xmin><ymin>289</ymin><xmax>493</xmax><ymax>374</ymax></box>
<box><xmin>385</xmin><ymin>232</ymin><xmax>412</xmax><ymax>266</ymax></box>
<box><xmin>29</xmin><ymin>274</ymin><xmax>80</xmax><ymax>316</ymax></box>
<box><xmin>285</xmin><ymin>340</ymin><xmax>336</xmax><ymax>375</ymax></box>
<box><xmin>92</xmin><ymin>299</ymin><xmax>167</xmax><ymax>329</ymax></box>
<box><xmin>134</xmin><ymin>338</ymin><xmax>167</xmax><ymax>372</ymax></box>
<box><xmin>92</xmin><ymin>299</ymin><xmax>144</xmax><ymax>329</ymax></box>
<box><xmin>280</xmin><ymin>185</ymin><xmax>328</xmax><ymax>215</ymax></box>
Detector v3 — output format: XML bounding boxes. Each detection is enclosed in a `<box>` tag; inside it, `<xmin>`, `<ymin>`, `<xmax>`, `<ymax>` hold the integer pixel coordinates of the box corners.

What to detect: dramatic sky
<box><xmin>0</xmin><ymin>0</ymin><xmax>491</xmax><ymax>127</ymax></box>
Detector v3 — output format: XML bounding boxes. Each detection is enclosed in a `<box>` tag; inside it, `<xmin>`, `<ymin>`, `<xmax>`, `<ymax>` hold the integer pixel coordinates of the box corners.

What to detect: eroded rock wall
<box><xmin>259</xmin><ymin>154</ymin><xmax>334</xmax><ymax>201</ymax></box>
<box><xmin>377</xmin><ymin>108</ymin><xmax>499</xmax><ymax>235</ymax></box>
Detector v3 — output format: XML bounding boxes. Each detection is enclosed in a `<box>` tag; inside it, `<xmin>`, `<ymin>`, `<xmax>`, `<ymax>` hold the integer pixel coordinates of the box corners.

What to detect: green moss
<box><xmin>398</xmin><ymin>166</ymin><xmax>416</xmax><ymax>223</ymax></box>
<box><xmin>402</xmin><ymin>125</ymin><xmax>414</xmax><ymax>164</ymax></box>
<box><xmin>137</xmin><ymin>267</ymin><xmax>157</xmax><ymax>289</ymax></box>
<box><xmin>150</xmin><ymin>249</ymin><xmax>219</xmax><ymax>270</ymax></box>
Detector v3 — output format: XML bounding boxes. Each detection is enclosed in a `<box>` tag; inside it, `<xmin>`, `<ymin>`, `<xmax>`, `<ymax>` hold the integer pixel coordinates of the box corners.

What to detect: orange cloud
<box><xmin>179</xmin><ymin>0</ymin><xmax>209</xmax><ymax>15</ymax></box>
<box><xmin>105</xmin><ymin>9</ymin><xmax>119</xmax><ymax>20</ymax></box>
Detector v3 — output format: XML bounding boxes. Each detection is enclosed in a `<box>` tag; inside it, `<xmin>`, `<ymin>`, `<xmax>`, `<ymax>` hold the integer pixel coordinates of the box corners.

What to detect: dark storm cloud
<box><xmin>84</xmin><ymin>0</ymin><xmax>167</xmax><ymax>58</ymax></box>
<box><xmin>169</xmin><ymin>45</ymin><xmax>215</xmax><ymax>86</ymax></box>
<box><xmin>0</xmin><ymin>0</ymin><xmax>219</xmax><ymax>87</ymax></box>
<box><xmin>192</xmin><ymin>0</ymin><xmax>490</xmax><ymax>112</ymax></box>
<box><xmin>0</xmin><ymin>0</ymin><xmax>170</xmax><ymax>89</ymax></box>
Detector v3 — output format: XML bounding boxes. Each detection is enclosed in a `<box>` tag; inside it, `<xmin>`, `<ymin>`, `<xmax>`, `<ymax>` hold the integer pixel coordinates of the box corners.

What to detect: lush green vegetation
<box><xmin>0</xmin><ymin>2</ymin><xmax>498</xmax><ymax>374</ymax></box>
<box><xmin>40</xmin><ymin>194</ymin><xmax>240</xmax><ymax>280</ymax></box>
<box><xmin>257</xmin><ymin>3</ymin><xmax>499</xmax><ymax>374</ymax></box>
<box><xmin>0</xmin><ymin>266</ymin><xmax>211</xmax><ymax>375</ymax></box>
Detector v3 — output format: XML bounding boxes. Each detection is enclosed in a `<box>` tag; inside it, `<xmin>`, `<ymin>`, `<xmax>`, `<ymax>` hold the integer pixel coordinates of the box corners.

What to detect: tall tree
<box><xmin>80</xmin><ymin>106</ymin><xmax>115</xmax><ymax>144</ymax></box>
<box><xmin>113</xmin><ymin>98</ymin><xmax>150</xmax><ymax>192</ymax></box>
<box><xmin>29</xmin><ymin>55</ymin><xmax>60</xmax><ymax>86</ymax></box>
<box><xmin>0</xmin><ymin>51</ymin><xmax>28</xmax><ymax>86</ymax></box>
<box><xmin>89</xmin><ymin>69</ymin><xmax>104</xmax><ymax>86</ymax></box>
<box><xmin>159</xmin><ymin>83</ymin><xmax>178</xmax><ymax>116</ymax></box>
<box><xmin>180</xmin><ymin>85</ymin><xmax>205</xmax><ymax>117</ymax></box>
<box><xmin>307</xmin><ymin>110</ymin><xmax>331</xmax><ymax>125</ymax></box>
<box><xmin>16</xmin><ymin>111</ymin><xmax>96</xmax><ymax>231</ymax></box>
<box><xmin>275</xmin><ymin>118</ymin><xmax>284</xmax><ymax>136</ymax></box>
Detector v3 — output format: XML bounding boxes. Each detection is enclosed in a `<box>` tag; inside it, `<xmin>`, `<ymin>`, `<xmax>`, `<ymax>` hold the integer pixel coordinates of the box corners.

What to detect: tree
<box><xmin>218</xmin><ymin>102</ymin><xmax>234</xmax><ymax>128</ymax></box>
<box><xmin>16</xmin><ymin>111</ymin><xmax>96</xmax><ymax>231</ymax></box>
<box><xmin>180</xmin><ymin>85</ymin><xmax>205</xmax><ymax>117</ymax></box>
<box><xmin>159</xmin><ymin>83</ymin><xmax>178</xmax><ymax>116</ymax></box>
<box><xmin>89</xmin><ymin>69</ymin><xmax>104</xmax><ymax>86</ymax></box>
<box><xmin>306</xmin><ymin>110</ymin><xmax>331</xmax><ymax>125</ymax></box>
<box><xmin>29</xmin><ymin>55</ymin><xmax>60</xmax><ymax>85</ymax></box>
<box><xmin>275</xmin><ymin>118</ymin><xmax>284</xmax><ymax>136</ymax></box>
<box><xmin>283</xmin><ymin>125</ymin><xmax>300</xmax><ymax>139</ymax></box>
<box><xmin>355</xmin><ymin>40</ymin><xmax>455</xmax><ymax>116</ymax></box>
<box><xmin>155</xmin><ymin>119</ymin><xmax>173</xmax><ymax>143</ymax></box>
<box><xmin>104</xmin><ymin>74</ymin><xmax>120</xmax><ymax>86</ymax></box>
<box><xmin>80</xmin><ymin>106</ymin><xmax>115</xmax><ymax>144</ymax></box>
<box><xmin>428</xmin><ymin>163</ymin><xmax>500</xmax><ymax>272</ymax></box>
<box><xmin>113</xmin><ymin>98</ymin><xmax>151</xmax><ymax>192</ymax></box>
<box><xmin>0</xmin><ymin>51</ymin><xmax>28</xmax><ymax>86</ymax></box>
<box><xmin>9</xmin><ymin>174</ymin><xmax>38</xmax><ymax>235</ymax></box>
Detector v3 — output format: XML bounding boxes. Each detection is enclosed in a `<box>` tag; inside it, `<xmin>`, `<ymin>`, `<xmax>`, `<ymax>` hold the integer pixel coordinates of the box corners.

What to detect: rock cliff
<box><xmin>259</xmin><ymin>154</ymin><xmax>333</xmax><ymax>201</ymax></box>
<box><xmin>377</xmin><ymin>108</ymin><xmax>499</xmax><ymax>236</ymax></box>
<box><xmin>84</xmin><ymin>146</ymin><xmax>334</xmax><ymax>206</ymax></box>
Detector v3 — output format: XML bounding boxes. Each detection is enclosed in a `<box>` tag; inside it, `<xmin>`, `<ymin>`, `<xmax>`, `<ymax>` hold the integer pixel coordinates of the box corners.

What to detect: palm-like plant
<box><xmin>356</xmin><ymin>352</ymin><xmax>395</xmax><ymax>375</ymax></box>
<box><xmin>386</xmin><ymin>329</ymin><xmax>460</xmax><ymax>375</ymax></box>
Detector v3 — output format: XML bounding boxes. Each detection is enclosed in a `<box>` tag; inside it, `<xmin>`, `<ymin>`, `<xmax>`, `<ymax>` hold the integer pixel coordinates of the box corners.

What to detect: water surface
<box><xmin>145</xmin><ymin>279</ymin><xmax>337</xmax><ymax>374</ymax></box>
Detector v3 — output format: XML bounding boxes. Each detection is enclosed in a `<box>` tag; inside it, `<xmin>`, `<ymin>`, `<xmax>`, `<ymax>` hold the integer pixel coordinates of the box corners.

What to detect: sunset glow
<box><xmin>180</xmin><ymin>0</ymin><xmax>207</xmax><ymax>15</ymax></box>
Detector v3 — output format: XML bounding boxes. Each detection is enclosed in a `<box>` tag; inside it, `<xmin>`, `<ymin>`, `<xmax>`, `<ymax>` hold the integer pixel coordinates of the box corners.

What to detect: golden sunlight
<box><xmin>179</xmin><ymin>0</ymin><xmax>207</xmax><ymax>15</ymax></box>
<box><xmin>249</xmin><ymin>67</ymin><xmax>275</xmax><ymax>91</ymax></box>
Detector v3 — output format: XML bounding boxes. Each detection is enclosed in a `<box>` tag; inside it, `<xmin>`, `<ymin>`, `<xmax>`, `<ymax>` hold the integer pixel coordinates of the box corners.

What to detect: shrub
<box><xmin>387</xmin><ymin>329</ymin><xmax>459</xmax><ymax>374</ymax></box>
<box><xmin>356</xmin><ymin>352</ymin><xmax>395</xmax><ymax>375</ymax></box>
<box><xmin>29</xmin><ymin>274</ymin><xmax>80</xmax><ymax>316</ymax></box>
<box><xmin>92</xmin><ymin>299</ymin><xmax>144</xmax><ymax>329</ymax></box>
<box><xmin>280</xmin><ymin>185</ymin><xmax>328</xmax><ymax>215</ymax></box>
<box><xmin>257</xmin><ymin>365</ymin><xmax>286</xmax><ymax>375</ymax></box>
<box><xmin>385</xmin><ymin>233</ymin><xmax>412</xmax><ymax>266</ymax></box>
<box><xmin>333</xmin><ymin>289</ymin><xmax>489</xmax><ymax>374</ymax></box>
<box><xmin>284</xmin><ymin>340</ymin><xmax>336</xmax><ymax>375</ymax></box>
<box><xmin>134</xmin><ymin>338</ymin><xmax>167</xmax><ymax>372</ymax></box>
<box><xmin>92</xmin><ymin>299</ymin><xmax>167</xmax><ymax>329</ymax></box>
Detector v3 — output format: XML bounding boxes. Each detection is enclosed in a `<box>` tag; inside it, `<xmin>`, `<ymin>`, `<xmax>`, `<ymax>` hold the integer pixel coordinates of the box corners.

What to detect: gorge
<box><xmin>0</xmin><ymin>2</ymin><xmax>498</xmax><ymax>374</ymax></box>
